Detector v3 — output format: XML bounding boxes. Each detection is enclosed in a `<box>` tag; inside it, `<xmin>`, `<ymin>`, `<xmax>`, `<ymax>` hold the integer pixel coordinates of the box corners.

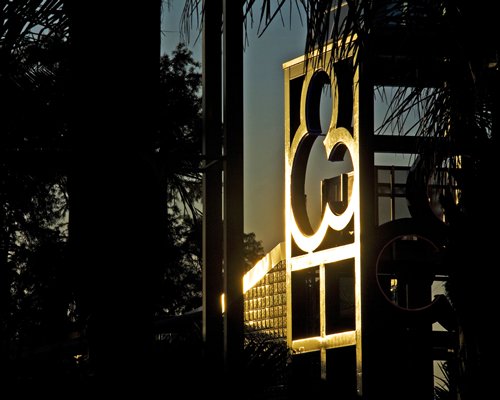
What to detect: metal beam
<box><xmin>223</xmin><ymin>0</ymin><xmax>244</xmax><ymax>385</ymax></box>
<box><xmin>202</xmin><ymin>0</ymin><xmax>223</xmax><ymax>381</ymax></box>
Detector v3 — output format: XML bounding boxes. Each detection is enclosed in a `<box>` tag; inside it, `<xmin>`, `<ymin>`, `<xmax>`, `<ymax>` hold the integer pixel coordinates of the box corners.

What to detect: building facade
<box><xmin>243</xmin><ymin>8</ymin><xmax>458</xmax><ymax>397</ymax></box>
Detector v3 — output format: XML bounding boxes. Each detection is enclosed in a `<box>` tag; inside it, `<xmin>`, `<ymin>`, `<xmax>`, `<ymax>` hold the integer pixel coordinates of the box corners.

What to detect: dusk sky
<box><xmin>162</xmin><ymin>3</ymin><xmax>306</xmax><ymax>252</ymax></box>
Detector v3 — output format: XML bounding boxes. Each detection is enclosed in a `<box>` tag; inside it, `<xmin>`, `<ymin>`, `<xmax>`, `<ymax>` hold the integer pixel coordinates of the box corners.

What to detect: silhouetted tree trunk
<box><xmin>0</xmin><ymin>211</ymin><xmax>9</xmax><ymax>370</ymax></box>
<box><xmin>68</xmin><ymin>2</ymin><xmax>162</xmax><ymax>389</ymax></box>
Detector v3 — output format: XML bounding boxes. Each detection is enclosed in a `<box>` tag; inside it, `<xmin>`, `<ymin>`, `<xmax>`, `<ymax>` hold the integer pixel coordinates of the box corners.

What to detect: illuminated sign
<box><xmin>284</xmin><ymin>43</ymin><xmax>362</xmax><ymax>394</ymax></box>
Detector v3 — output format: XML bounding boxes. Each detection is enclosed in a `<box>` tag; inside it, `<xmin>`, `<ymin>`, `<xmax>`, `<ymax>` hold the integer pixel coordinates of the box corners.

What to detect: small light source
<box><xmin>390</xmin><ymin>278</ymin><xmax>398</xmax><ymax>302</ymax></box>
<box><xmin>390</xmin><ymin>278</ymin><xmax>398</xmax><ymax>288</ymax></box>
<box><xmin>73</xmin><ymin>354</ymin><xmax>83</xmax><ymax>364</ymax></box>
<box><xmin>221</xmin><ymin>293</ymin><xmax>225</xmax><ymax>314</ymax></box>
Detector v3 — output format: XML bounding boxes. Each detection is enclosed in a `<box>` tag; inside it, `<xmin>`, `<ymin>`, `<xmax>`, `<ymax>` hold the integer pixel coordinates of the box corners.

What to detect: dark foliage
<box><xmin>156</xmin><ymin>45</ymin><xmax>204</xmax><ymax>317</ymax></box>
<box><xmin>243</xmin><ymin>329</ymin><xmax>291</xmax><ymax>399</ymax></box>
<box><xmin>1</xmin><ymin>0</ymin><xmax>72</xmax><ymax>385</ymax></box>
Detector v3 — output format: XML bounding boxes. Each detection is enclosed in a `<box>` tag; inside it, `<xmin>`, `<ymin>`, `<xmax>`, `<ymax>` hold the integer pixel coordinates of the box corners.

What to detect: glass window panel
<box><xmin>395</xmin><ymin>197</ymin><xmax>411</xmax><ymax>219</ymax></box>
<box><xmin>292</xmin><ymin>266</ymin><xmax>320</xmax><ymax>339</ymax></box>
<box><xmin>378</xmin><ymin>196</ymin><xmax>392</xmax><ymax>225</ymax></box>
<box><xmin>325</xmin><ymin>259</ymin><xmax>355</xmax><ymax>335</ymax></box>
<box><xmin>394</xmin><ymin>168</ymin><xmax>409</xmax><ymax>184</ymax></box>
<box><xmin>378</xmin><ymin>168</ymin><xmax>391</xmax><ymax>183</ymax></box>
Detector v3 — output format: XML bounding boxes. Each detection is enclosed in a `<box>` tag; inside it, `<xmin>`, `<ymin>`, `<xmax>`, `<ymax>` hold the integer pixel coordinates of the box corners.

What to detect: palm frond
<box><xmin>434</xmin><ymin>361</ymin><xmax>458</xmax><ymax>400</ymax></box>
<box><xmin>179</xmin><ymin>0</ymin><xmax>202</xmax><ymax>44</ymax></box>
<box><xmin>1</xmin><ymin>0</ymin><xmax>68</xmax><ymax>52</ymax></box>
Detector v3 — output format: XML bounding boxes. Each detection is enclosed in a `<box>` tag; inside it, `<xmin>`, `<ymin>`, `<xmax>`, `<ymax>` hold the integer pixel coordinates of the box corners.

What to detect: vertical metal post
<box><xmin>319</xmin><ymin>263</ymin><xmax>327</xmax><ymax>381</ymax></box>
<box><xmin>223</xmin><ymin>0</ymin><xmax>244</xmax><ymax>383</ymax></box>
<box><xmin>202</xmin><ymin>0</ymin><xmax>223</xmax><ymax>379</ymax></box>
<box><xmin>357</xmin><ymin>58</ymin><xmax>376</xmax><ymax>399</ymax></box>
